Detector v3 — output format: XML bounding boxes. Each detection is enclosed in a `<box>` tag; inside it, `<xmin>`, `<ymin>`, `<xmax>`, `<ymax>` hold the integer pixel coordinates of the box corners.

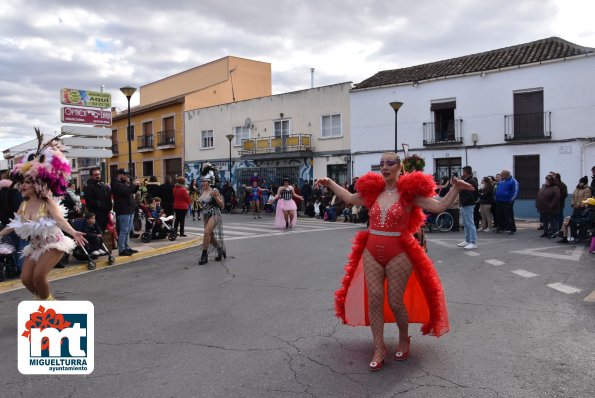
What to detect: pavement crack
<box><xmin>96</xmin><ymin>339</ymin><xmax>279</xmax><ymax>352</ymax></box>
<box><xmin>217</xmin><ymin>261</ymin><xmax>237</xmax><ymax>286</ymax></box>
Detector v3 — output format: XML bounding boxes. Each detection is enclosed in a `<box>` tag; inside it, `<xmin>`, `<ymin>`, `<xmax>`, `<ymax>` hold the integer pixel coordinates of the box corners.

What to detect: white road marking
<box><xmin>464</xmin><ymin>251</ymin><xmax>481</xmax><ymax>256</ymax></box>
<box><xmin>547</xmin><ymin>283</ymin><xmax>581</xmax><ymax>294</ymax></box>
<box><xmin>511</xmin><ymin>269</ymin><xmax>538</xmax><ymax>278</ymax></box>
<box><xmin>511</xmin><ymin>245</ymin><xmax>585</xmax><ymax>261</ymax></box>
<box><xmin>485</xmin><ymin>259</ymin><xmax>506</xmax><ymax>266</ymax></box>
<box><xmin>583</xmin><ymin>290</ymin><xmax>595</xmax><ymax>303</ymax></box>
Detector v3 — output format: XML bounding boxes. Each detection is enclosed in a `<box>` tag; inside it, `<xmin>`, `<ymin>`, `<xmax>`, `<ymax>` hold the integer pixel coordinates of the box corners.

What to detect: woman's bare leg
<box><xmin>363</xmin><ymin>249</ymin><xmax>387</xmax><ymax>363</ymax></box>
<box><xmin>385</xmin><ymin>253</ymin><xmax>413</xmax><ymax>353</ymax></box>
<box><xmin>20</xmin><ymin>257</ymin><xmax>37</xmax><ymax>295</ymax></box>
<box><xmin>283</xmin><ymin>210</ymin><xmax>290</xmax><ymax>226</ymax></box>
<box><xmin>32</xmin><ymin>249</ymin><xmax>64</xmax><ymax>299</ymax></box>
<box><xmin>288</xmin><ymin>210</ymin><xmax>295</xmax><ymax>225</ymax></box>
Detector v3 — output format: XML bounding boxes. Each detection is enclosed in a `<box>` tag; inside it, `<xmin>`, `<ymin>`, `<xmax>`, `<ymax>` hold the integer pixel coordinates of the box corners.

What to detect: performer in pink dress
<box><xmin>318</xmin><ymin>151</ymin><xmax>473</xmax><ymax>371</ymax></box>
<box><xmin>273</xmin><ymin>176</ymin><xmax>304</xmax><ymax>229</ymax></box>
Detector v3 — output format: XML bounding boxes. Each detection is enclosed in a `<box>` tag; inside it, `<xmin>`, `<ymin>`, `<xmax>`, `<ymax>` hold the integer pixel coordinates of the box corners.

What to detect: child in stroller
<box><xmin>0</xmin><ymin>224</ymin><xmax>19</xmax><ymax>281</ymax></box>
<box><xmin>70</xmin><ymin>214</ymin><xmax>115</xmax><ymax>269</ymax></box>
<box><xmin>139</xmin><ymin>198</ymin><xmax>177</xmax><ymax>242</ymax></box>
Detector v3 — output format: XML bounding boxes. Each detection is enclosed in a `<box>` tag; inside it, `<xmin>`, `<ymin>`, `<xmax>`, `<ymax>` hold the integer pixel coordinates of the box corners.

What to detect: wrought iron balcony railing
<box><xmin>137</xmin><ymin>135</ymin><xmax>153</xmax><ymax>150</ymax></box>
<box><xmin>157</xmin><ymin>130</ymin><xmax>176</xmax><ymax>147</ymax></box>
<box><xmin>504</xmin><ymin>112</ymin><xmax>551</xmax><ymax>141</ymax></box>
<box><xmin>239</xmin><ymin>133</ymin><xmax>314</xmax><ymax>155</ymax></box>
<box><xmin>423</xmin><ymin>119</ymin><xmax>463</xmax><ymax>146</ymax></box>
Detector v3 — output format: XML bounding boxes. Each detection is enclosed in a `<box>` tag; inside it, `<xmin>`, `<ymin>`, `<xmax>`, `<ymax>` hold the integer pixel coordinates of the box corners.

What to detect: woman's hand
<box><xmin>317</xmin><ymin>178</ymin><xmax>332</xmax><ymax>187</ymax></box>
<box><xmin>451</xmin><ymin>177</ymin><xmax>474</xmax><ymax>191</ymax></box>
<box><xmin>210</xmin><ymin>190</ymin><xmax>218</xmax><ymax>197</ymax></box>
<box><xmin>73</xmin><ymin>231</ymin><xmax>88</xmax><ymax>246</ymax></box>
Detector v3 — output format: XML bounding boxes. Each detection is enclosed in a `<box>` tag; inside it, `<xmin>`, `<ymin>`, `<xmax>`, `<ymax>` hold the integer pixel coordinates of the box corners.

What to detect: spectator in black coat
<box><xmin>111</xmin><ymin>169</ymin><xmax>139</xmax><ymax>256</ymax></box>
<box><xmin>81</xmin><ymin>212</ymin><xmax>105</xmax><ymax>256</ymax></box>
<box><xmin>0</xmin><ymin>175</ymin><xmax>26</xmax><ymax>272</ymax></box>
<box><xmin>159</xmin><ymin>175</ymin><xmax>174</xmax><ymax>216</ymax></box>
<box><xmin>83</xmin><ymin>167</ymin><xmax>112</xmax><ymax>231</ymax></box>
<box><xmin>145</xmin><ymin>176</ymin><xmax>160</xmax><ymax>201</ymax></box>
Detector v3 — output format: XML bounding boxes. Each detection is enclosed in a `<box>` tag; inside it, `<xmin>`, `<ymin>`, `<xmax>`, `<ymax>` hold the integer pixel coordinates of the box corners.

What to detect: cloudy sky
<box><xmin>1</xmin><ymin>0</ymin><xmax>594</xmax><ymax>150</ymax></box>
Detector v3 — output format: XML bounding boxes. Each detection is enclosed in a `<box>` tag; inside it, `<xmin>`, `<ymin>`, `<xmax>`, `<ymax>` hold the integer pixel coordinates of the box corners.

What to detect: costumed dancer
<box><xmin>249</xmin><ymin>180</ymin><xmax>263</xmax><ymax>219</ymax></box>
<box><xmin>318</xmin><ymin>151</ymin><xmax>473</xmax><ymax>372</ymax></box>
<box><xmin>0</xmin><ymin>129</ymin><xmax>87</xmax><ymax>300</ymax></box>
<box><xmin>189</xmin><ymin>178</ymin><xmax>201</xmax><ymax>221</ymax></box>
<box><xmin>273</xmin><ymin>176</ymin><xmax>304</xmax><ymax>229</ymax></box>
<box><xmin>198</xmin><ymin>163</ymin><xmax>226</xmax><ymax>265</ymax></box>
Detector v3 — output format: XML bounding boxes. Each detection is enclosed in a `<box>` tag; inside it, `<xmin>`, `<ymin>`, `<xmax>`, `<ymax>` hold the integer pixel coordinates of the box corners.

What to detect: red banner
<box><xmin>61</xmin><ymin>106</ymin><xmax>112</xmax><ymax>126</ymax></box>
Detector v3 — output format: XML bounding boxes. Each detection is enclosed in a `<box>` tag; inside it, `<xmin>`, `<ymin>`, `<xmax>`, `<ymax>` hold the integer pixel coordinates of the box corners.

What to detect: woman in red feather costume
<box><xmin>318</xmin><ymin>152</ymin><xmax>473</xmax><ymax>372</ymax></box>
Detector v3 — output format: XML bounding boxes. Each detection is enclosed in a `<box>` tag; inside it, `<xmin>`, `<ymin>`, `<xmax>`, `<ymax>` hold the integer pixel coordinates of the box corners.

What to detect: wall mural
<box><xmin>184</xmin><ymin>158</ymin><xmax>313</xmax><ymax>189</ymax></box>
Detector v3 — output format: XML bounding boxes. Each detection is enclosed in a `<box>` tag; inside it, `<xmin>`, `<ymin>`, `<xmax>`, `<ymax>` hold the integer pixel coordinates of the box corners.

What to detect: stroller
<box><xmin>138</xmin><ymin>204</ymin><xmax>177</xmax><ymax>243</ymax></box>
<box><xmin>0</xmin><ymin>224</ymin><xmax>19</xmax><ymax>282</ymax></box>
<box><xmin>70</xmin><ymin>218</ymin><xmax>115</xmax><ymax>270</ymax></box>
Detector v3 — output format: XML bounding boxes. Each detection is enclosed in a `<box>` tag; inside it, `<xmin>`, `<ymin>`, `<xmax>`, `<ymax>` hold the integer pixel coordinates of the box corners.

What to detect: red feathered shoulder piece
<box><xmin>355</xmin><ymin>172</ymin><xmax>385</xmax><ymax>208</ymax></box>
<box><xmin>397</xmin><ymin>171</ymin><xmax>437</xmax><ymax>205</ymax></box>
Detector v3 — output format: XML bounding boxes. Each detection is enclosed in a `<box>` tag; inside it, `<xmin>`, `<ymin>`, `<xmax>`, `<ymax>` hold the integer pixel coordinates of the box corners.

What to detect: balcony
<box><xmin>239</xmin><ymin>133</ymin><xmax>314</xmax><ymax>160</ymax></box>
<box><xmin>157</xmin><ymin>130</ymin><xmax>176</xmax><ymax>148</ymax></box>
<box><xmin>423</xmin><ymin>119</ymin><xmax>463</xmax><ymax>146</ymax></box>
<box><xmin>504</xmin><ymin>112</ymin><xmax>551</xmax><ymax>141</ymax></box>
<box><xmin>137</xmin><ymin>135</ymin><xmax>154</xmax><ymax>152</ymax></box>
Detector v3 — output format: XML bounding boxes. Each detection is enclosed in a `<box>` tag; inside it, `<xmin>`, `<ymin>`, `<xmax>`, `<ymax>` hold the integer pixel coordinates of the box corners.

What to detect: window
<box><xmin>111</xmin><ymin>129</ymin><xmax>118</xmax><ymax>154</ymax></box>
<box><xmin>513</xmin><ymin>90</ymin><xmax>544</xmax><ymax>138</ymax></box>
<box><xmin>201</xmin><ymin>130</ymin><xmax>214</xmax><ymax>149</ymax></box>
<box><xmin>434</xmin><ymin>157</ymin><xmax>462</xmax><ymax>182</ymax></box>
<box><xmin>321</xmin><ymin>114</ymin><xmax>342</xmax><ymax>137</ymax></box>
<box><xmin>142</xmin><ymin>121</ymin><xmax>152</xmax><ymax>136</ymax></box>
<box><xmin>164</xmin><ymin>158</ymin><xmax>182</xmax><ymax>180</ymax></box>
<box><xmin>234</xmin><ymin>126</ymin><xmax>249</xmax><ymax>146</ymax></box>
<box><xmin>514</xmin><ymin>155</ymin><xmax>539</xmax><ymax>199</ymax></box>
<box><xmin>127</xmin><ymin>125</ymin><xmax>135</xmax><ymax>141</ymax></box>
<box><xmin>109</xmin><ymin>165</ymin><xmax>119</xmax><ymax>181</ymax></box>
<box><xmin>163</xmin><ymin>116</ymin><xmax>175</xmax><ymax>132</ymax></box>
<box><xmin>143</xmin><ymin>161</ymin><xmax>153</xmax><ymax>177</ymax></box>
<box><xmin>274</xmin><ymin>119</ymin><xmax>290</xmax><ymax>138</ymax></box>
<box><xmin>431</xmin><ymin>100</ymin><xmax>456</xmax><ymax>142</ymax></box>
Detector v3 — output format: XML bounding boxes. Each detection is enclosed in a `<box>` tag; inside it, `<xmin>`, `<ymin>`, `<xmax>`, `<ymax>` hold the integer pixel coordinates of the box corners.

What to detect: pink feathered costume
<box><xmin>334</xmin><ymin>171</ymin><xmax>449</xmax><ymax>337</ymax></box>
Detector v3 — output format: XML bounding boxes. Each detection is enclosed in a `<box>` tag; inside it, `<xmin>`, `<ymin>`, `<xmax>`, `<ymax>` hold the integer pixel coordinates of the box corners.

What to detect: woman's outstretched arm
<box><xmin>317</xmin><ymin>178</ymin><xmax>365</xmax><ymax>206</ymax></box>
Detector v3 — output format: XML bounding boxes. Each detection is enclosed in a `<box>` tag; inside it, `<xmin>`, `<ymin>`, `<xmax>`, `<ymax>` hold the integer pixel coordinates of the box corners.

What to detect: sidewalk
<box><xmin>0</xmin><ymin>234</ymin><xmax>201</xmax><ymax>294</ymax></box>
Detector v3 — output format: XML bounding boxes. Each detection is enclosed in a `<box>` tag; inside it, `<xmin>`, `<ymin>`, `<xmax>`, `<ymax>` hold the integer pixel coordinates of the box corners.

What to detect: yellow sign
<box><xmin>60</xmin><ymin>88</ymin><xmax>111</xmax><ymax>108</ymax></box>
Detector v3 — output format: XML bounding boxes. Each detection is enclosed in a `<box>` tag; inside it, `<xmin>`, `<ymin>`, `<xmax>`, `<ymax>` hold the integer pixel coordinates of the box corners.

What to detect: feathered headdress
<box><xmin>11</xmin><ymin>128</ymin><xmax>71</xmax><ymax>197</ymax></box>
<box><xmin>401</xmin><ymin>143</ymin><xmax>425</xmax><ymax>172</ymax></box>
<box><xmin>200</xmin><ymin>162</ymin><xmax>219</xmax><ymax>187</ymax></box>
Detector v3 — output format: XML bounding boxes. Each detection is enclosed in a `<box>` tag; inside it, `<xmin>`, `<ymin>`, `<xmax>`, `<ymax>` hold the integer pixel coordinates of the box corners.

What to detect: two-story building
<box><xmin>107</xmin><ymin>56</ymin><xmax>271</xmax><ymax>182</ymax></box>
<box><xmin>350</xmin><ymin>37</ymin><xmax>595</xmax><ymax>218</ymax></box>
<box><xmin>184</xmin><ymin>82</ymin><xmax>352</xmax><ymax>190</ymax></box>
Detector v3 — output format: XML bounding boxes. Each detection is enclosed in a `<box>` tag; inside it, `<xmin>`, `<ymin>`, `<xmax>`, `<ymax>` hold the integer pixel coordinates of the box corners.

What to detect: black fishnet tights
<box><xmin>363</xmin><ymin>249</ymin><xmax>413</xmax><ymax>362</ymax></box>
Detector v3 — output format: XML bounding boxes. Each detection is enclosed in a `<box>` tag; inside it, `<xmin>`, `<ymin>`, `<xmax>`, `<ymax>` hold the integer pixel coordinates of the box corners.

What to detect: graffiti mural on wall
<box><xmin>184</xmin><ymin>158</ymin><xmax>313</xmax><ymax>190</ymax></box>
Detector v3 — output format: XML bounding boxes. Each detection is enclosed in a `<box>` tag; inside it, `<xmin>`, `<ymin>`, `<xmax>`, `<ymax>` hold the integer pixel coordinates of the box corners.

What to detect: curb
<box><xmin>0</xmin><ymin>237</ymin><xmax>202</xmax><ymax>295</ymax></box>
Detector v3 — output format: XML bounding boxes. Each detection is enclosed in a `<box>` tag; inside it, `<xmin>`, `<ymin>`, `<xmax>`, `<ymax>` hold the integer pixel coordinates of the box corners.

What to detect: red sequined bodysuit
<box><xmin>365</xmin><ymin>200</ymin><xmax>411</xmax><ymax>266</ymax></box>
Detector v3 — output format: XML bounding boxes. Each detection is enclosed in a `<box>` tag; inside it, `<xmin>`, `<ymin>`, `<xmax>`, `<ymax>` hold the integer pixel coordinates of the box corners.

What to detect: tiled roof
<box><xmin>355</xmin><ymin>37</ymin><xmax>595</xmax><ymax>89</ymax></box>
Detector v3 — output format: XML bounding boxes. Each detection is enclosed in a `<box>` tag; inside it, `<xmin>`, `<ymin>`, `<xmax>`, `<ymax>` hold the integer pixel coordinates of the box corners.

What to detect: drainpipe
<box><xmin>310</xmin><ymin>68</ymin><xmax>315</xmax><ymax>88</ymax></box>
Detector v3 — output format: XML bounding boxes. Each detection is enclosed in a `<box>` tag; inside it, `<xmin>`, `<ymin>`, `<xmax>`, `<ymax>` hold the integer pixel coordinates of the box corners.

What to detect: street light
<box><xmin>389</xmin><ymin>101</ymin><xmax>403</xmax><ymax>153</ymax></box>
<box><xmin>226</xmin><ymin>134</ymin><xmax>234</xmax><ymax>184</ymax></box>
<box><xmin>120</xmin><ymin>85</ymin><xmax>137</xmax><ymax>178</ymax></box>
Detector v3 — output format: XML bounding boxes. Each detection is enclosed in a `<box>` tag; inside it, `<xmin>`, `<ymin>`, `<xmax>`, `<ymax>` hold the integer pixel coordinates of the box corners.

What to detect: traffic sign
<box><xmin>61</xmin><ymin>126</ymin><xmax>112</xmax><ymax>137</ymax></box>
<box><xmin>63</xmin><ymin>148</ymin><xmax>113</xmax><ymax>158</ymax></box>
<box><xmin>62</xmin><ymin>137</ymin><xmax>113</xmax><ymax>148</ymax></box>
<box><xmin>61</xmin><ymin>106</ymin><xmax>112</xmax><ymax>125</ymax></box>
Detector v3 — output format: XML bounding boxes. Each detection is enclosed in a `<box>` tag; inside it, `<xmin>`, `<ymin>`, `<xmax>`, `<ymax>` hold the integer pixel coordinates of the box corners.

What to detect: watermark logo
<box><xmin>18</xmin><ymin>301</ymin><xmax>94</xmax><ymax>375</ymax></box>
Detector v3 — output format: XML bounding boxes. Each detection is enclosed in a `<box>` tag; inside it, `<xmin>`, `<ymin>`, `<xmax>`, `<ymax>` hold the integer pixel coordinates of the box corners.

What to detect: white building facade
<box><xmin>350</xmin><ymin>37</ymin><xmax>595</xmax><ymax>218</ymax></box>
<box><xmin>184</xmin><ymin>82</ymin><xmax>352</xmax><ymax>190</ymax></box>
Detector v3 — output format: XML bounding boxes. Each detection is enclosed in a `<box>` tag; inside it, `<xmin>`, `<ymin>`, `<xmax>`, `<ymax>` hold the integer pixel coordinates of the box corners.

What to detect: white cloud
<box><xmin>1</xmin><ymin>0</ymin><xmax>594</xmax><ymax>151</ymax></box>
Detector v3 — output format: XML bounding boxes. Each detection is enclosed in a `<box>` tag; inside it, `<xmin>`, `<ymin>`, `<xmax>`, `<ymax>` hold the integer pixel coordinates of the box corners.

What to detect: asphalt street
<box><xmin>0</xmin><ymin>213</ymin><xmax>593</xmax><ymax>398</ymax></box>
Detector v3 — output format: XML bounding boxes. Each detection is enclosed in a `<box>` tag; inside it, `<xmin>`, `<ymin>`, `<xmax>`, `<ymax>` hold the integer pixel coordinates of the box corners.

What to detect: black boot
<box><xmin>198</xmin><ymin>250</ymin><xmax>208</xmax><ymax>265</ymax></box>
<box><xmin>215</xmin><ymin>247</ymin><xmax>223</xmax><ymax>261</ymax></box>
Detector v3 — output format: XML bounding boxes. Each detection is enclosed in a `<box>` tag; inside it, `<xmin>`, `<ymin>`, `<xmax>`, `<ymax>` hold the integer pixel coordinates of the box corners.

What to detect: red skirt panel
<box><xmin>335</xmin><ymin>230</ymin><xmax>449</xmax><ymax>337</ymax></box>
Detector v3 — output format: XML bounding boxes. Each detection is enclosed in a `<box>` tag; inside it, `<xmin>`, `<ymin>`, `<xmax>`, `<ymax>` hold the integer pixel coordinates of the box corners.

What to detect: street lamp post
<box><xmin>120</xmin><ymin>86</ymin><xmax>137</xmax><ymax>178</ymax></box>
<box><xmin>226</xmin><ymin>134</ymin><xmax>234</xmax><ymax>185</ymax></box>
<box><xmin>389</xmin><ymin>101</ymin><xmax>403</xmax><ymax>153</ymax></box>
